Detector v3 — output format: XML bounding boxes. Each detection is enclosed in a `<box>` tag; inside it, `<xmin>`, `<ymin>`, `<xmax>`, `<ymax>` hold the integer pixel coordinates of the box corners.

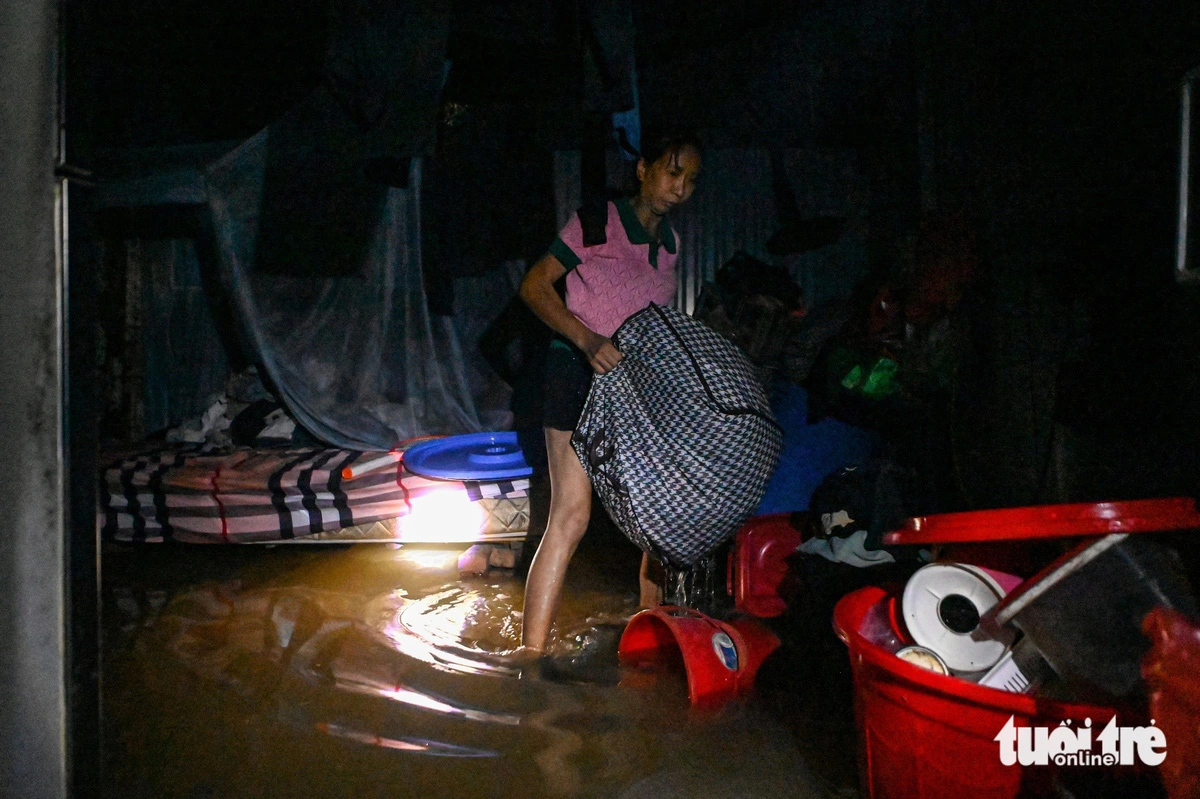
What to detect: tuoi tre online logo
<box><xmin>995</xmin><ymin>716</ymin><xmax>1166</xmax><ymax>767</ymax></box>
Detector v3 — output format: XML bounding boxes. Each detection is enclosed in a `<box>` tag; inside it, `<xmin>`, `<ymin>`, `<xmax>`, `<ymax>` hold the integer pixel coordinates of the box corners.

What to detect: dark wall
<box><xmin>919</xmin><ymin>0</ymin><xmax>1200</xmax><ymax>506</ymax></box>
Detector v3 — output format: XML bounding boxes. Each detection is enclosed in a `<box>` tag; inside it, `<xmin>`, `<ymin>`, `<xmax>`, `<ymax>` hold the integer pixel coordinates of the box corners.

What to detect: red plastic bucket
<box><xmin>618</xmin><ymin>606</ymin><xmax>780</xmax><ymax>706</ymax></box>
<box><xmin>834</xmin><ymin>585</ymin><xmax>1118</xmax><ymax>799</ymax></box>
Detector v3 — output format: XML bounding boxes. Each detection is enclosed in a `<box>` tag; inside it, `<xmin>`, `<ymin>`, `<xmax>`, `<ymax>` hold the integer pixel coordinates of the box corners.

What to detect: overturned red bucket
<box><xmin>618</xmin><ymin>605</ymin><xmax>780</xmax><ymax>706</ymax></box>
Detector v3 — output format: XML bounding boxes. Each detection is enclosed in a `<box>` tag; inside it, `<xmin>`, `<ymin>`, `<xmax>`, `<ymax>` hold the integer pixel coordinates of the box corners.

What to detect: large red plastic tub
<box><xmin>834</xmin><ymin>585</ymin><xmax>1118</xmax><ymax>799</ymax></box>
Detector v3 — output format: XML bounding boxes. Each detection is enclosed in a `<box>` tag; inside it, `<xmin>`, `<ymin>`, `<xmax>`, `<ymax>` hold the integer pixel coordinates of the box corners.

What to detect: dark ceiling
<box><xmin>85</xmin><ymin>0</ymin><xmax>328</xmax><ymax>147</ymax></box>
<box><xmin>81</xmin><ymin>0</ymin><xmax>918</xmax><ymax>150</ymax></box>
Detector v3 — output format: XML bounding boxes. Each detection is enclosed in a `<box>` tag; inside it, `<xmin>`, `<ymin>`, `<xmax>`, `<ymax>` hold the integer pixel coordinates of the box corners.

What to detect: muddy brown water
<box><xmin>101</xmin><ymin>540</ymin><xmax>859</xmax><ymax>799</ymax></box>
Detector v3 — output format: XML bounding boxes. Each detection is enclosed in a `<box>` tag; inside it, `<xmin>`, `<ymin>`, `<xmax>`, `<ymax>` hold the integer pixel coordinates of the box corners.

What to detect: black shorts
<box><xmin>541</xmin><ymin>339</ymin><xmax>594</xmax><ymax>431</ymax></box>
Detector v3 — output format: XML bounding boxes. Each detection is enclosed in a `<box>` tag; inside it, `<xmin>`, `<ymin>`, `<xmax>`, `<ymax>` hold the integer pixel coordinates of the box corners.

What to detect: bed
<box><xmin>101</xmin><ymin>444</ymin><xmax>530</xmax><ymax>544</ymax></box>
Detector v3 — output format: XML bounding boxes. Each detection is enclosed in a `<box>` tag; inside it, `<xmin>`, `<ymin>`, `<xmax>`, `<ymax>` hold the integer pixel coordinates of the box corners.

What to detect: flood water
<box><xmin>100</xmin><ymin>537</ymin><xmax>859</xmax><ymax>799</ymax></box>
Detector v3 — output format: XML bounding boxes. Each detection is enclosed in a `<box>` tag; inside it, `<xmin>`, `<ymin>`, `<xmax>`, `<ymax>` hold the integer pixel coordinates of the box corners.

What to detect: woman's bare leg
<box><xmin>521</xmin><ymin>428</ymin><xmax>592</xmax><ymax>652</ymax></box>
<box><xmin>638</xmin><ymin>552</ymin><xmax>663</xmax><ymax>608</ymax></box>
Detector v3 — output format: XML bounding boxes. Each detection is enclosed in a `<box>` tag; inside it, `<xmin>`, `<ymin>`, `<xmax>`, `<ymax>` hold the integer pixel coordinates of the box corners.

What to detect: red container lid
<box><xmin>883</xmin><ymin>497</ymin><xmax>1200</xmax><ymax>546</ymax></box>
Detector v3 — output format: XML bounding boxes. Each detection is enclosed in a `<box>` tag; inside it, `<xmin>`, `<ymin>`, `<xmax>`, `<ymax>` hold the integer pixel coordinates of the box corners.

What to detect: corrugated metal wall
<box><xmin>554</xmin><ymin>148</ymin><xmax>869</xmax><ymax>315</ymax></box>
<box><xmin>102</xmin><ymin>236</ymin><xmax>231</xmax><ymax>440</ymax></box>
<box><xmin>670</xmin><ymin>149</ymin><xmax>776</xmax><ymax>314</ymax></box>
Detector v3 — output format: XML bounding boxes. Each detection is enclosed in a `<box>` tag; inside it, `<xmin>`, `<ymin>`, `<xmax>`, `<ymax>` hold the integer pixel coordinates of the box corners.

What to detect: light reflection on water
<box><xmin>315</xmin><ymin>721</ymin><xmax>501</xmax><ymax>758</ymax></box>
<box><xmin>102</xmin><ymin>543</ymin><xmax>834</xmax><ymax>799</ymax></box>
<box><xmin>384</xmin><ymin>586</ymin><xmax>525</xmax><ymax>672</ymax></box>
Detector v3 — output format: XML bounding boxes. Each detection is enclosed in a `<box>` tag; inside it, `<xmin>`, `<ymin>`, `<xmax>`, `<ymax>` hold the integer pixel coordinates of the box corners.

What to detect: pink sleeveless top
<box><xmin>548</xmin><ymin>198</ymin><xmax>678</xmax><ymax>339</ymax></box>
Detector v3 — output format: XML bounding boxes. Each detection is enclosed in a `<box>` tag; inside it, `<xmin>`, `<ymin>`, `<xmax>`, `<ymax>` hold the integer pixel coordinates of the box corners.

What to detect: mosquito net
<box><xmin>205</xmin><ymin>129</ymin><xmax>486</xmax><ymax>450</ymax></box>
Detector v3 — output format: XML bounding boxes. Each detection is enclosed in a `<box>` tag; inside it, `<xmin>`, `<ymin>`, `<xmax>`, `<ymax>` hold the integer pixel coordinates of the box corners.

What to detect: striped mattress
<box><xmin>102</xmin><ymin>445</ymin><xmax>531</xmax><ymax>544</ymax></box>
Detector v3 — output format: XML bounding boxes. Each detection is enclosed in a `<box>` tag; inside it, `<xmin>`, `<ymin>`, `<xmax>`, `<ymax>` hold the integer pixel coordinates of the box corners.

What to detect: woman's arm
<box><xmin>519</xmin><ymin>253</ymin><xmax>623</xmax><ymax>374</ymax></box>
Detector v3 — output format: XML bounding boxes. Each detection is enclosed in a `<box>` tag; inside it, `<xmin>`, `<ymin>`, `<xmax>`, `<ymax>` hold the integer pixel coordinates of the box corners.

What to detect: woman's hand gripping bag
<box><xmin>572</xmin><ymin>305</ymin><xmax>783</xmax><ymax>567</ymax></box>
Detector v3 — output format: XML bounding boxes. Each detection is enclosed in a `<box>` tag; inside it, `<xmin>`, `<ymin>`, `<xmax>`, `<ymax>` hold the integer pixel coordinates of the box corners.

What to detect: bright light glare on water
<box><xmin>393</xmin><ymin>546</ymin><xmax>464</xmax><ymax>571</ymax></box>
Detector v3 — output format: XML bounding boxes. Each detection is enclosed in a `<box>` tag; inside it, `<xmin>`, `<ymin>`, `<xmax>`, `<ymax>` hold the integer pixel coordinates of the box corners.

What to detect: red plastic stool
<box><xmin>727</xmin><ymin>513</ymin><xmax>806</xmax><ymax>618</ymax></box>
<box><xmin>618</xmin><ymin>605</ymin><xmax>780</xmax><ymax>706</ymax></box>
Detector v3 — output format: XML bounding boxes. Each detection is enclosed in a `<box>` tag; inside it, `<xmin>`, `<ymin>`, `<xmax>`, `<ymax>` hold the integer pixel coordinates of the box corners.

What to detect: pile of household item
<box><xmin>165</xmin><ymin>366</ymin><xmax>305</xmax><ymax>449</ymax></box>
<box><xmin>834</xmin><ymin>498</ymin><xmax>1200</xmax><ymax>799</ymax></box>
<box><xmin>692</xmin><ymin>250</ymin><xmax>807</xmax><ymax>389</ymax></box>
<box><xmin>638</xmin><ymin>503</ymin><xmax>1200</xmax><ymax>795</ymax></box>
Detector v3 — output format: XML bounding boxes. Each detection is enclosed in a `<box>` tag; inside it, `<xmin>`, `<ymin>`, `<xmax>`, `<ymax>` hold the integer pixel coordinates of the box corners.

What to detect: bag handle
<box><xmin>613</xmin><ymin>305</ymin><xmax>782</xmax><ymax>432</ymax></box>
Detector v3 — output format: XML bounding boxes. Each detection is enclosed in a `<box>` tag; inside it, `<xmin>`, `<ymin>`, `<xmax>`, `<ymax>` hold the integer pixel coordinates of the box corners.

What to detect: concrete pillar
<box><xmin>0</xmin><ymin>0</ymin><xmax>68</xmax><ymax>796</ymax></box>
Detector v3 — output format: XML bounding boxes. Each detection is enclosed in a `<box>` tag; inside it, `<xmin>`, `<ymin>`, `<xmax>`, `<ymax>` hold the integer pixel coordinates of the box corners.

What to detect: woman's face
<box><xmin>637</xmin><ymin>145</ymin><xmax>702</xmax><ymax>215</ymax></box>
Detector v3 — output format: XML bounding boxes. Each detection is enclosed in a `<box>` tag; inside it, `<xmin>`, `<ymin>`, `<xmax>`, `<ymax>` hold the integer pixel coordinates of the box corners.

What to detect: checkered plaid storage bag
<box><xmin>572</xmin><ymin>304</ymin><xmax>783</xmax><ymax>567</ymax></box>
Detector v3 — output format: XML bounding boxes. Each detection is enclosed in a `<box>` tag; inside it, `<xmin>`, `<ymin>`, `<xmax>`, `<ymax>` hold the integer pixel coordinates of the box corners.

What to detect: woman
<box><xmin>518</xmin><ymin>134</ymin><xmax>703</xmax><ymax>653</ymax></box>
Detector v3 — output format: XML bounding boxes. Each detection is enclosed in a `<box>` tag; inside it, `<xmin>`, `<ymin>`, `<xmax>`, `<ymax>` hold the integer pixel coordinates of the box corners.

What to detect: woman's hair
<box><xmin>639</xmin><ymin>132</ymin><xmax>704</xmax><ymax>167</ymax></box>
